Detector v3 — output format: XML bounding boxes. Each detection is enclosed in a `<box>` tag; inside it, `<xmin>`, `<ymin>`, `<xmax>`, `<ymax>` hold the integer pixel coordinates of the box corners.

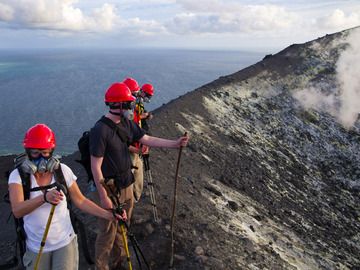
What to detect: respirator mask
<box><xmin>108</xmin><ymin>102</ymin><xmax>135</xmax><ymax>120</ymax></box>
<box><xmin>18</xmin><ymin>150</ymin><xmax>60</xmax><ymax>174</ymax></box>
<box><xmin>140</xmin><ymin>93</ymin><xmax>151</xmax><ymax>103</ymax></box>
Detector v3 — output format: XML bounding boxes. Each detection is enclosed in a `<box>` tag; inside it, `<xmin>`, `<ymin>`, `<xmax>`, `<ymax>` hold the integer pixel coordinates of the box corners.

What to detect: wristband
<box><xmin>43</xmin><ymin>190</ymin><xmax>50</xmax><ymax>204</ymax></box>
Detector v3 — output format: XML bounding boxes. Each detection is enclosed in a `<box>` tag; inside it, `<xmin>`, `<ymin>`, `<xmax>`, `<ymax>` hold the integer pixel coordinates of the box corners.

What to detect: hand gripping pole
<box><xmin>34</xmin><ymin>185</ymin><xmax>61</xmax><ymax>270</ymax></box>
<box><xmin>100</xmin><ymin>179</ymin><xmax>151</xmax><ymax>270</ymax></box>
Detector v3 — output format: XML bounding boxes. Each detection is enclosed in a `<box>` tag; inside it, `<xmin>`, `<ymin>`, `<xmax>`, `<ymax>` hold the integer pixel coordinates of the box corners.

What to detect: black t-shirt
<box><xmin>89</xmin><ymin>116</ymin><xmax>145</xmax><ymax>189</ymax></box>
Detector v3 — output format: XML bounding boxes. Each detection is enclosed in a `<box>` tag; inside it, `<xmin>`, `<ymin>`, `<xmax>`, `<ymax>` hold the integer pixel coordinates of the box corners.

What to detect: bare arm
<box><xmin>68</xmin><ymin>181</ymin><xmax>114</xmax><ymax>220</ymax></box>
<box><xmin>140</xmin><ymin>112</ymin><xmax>152</xmax><ymax>120</ymax></box>
<box><xmin>91</xmin><ymin>155</ymin><xmax>113</xmax><ymax>209</ymax></box>
<box><xmin>9</xmin><ymin>183</ymin><xmax>45</xmax><ymax>218</ymax></box>
<box><xmin>139</xmin><ymin>134</ymin><xmax>189</xmax><ymax>148</ymax></box>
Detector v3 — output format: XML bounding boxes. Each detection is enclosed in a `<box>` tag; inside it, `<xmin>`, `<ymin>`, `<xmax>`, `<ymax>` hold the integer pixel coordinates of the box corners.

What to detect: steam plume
<box><xmin>294</xmin><ymin>28</ymin><xmax>360</xmax><ymax>128</ymax></box>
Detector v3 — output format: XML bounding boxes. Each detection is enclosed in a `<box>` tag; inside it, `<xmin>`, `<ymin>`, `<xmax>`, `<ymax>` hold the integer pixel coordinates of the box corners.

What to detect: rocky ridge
<box><xmin>1</xmin><ymin>28</ymin><xmax>360</xmax><ymax>270</ymax></box>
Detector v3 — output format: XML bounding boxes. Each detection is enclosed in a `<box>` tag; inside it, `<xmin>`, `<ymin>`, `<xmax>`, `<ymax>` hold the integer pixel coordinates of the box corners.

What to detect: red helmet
<box><xmin>23</xmin><ymin>124</ymin><xmax>56</xmax><ymax>149</ymax></box>
<box><xmin>141</xmin><ymin>84</ymin><xmax>154</xmax><ymax>96</ymax></box>
<box><xmin>123</xmin><ymin>77</ymin><xmax>140</xmax><ymax>93</ymax></box>
<box><xmin>104</xmin><ymin>82</ymin><xmax>136</xmax><ymax>103</ymax></box>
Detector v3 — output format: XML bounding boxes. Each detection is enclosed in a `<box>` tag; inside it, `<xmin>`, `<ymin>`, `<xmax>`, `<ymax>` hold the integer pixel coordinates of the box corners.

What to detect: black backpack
<box><xmin>76</xmin><ymin>116</ymin><xmax>130</xmax><ymax>182</ymax></box>
<box><xmin>1</xmin><ymin>159</ymin><xmax>94</xmax><ymax>269</ymax></box>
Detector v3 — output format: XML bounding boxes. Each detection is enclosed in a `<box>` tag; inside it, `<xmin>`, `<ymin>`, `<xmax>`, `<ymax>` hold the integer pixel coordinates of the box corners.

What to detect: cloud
<box><xmin>166</xmin><ymin>2</ymin><xmax>297</xmax><ymax>34</ymax></box>
<box><xmin>0</xmin><ymin>0</ymin><xmax>359</xmax><ymax>49</ymax></box>
<box><xmin>0</xmin><ymin>0</ymin><xmax>167</xmax><ymax>37</ymax></box>
<box><xmin>316</xmin><ymin>9</ymin><xmax>360</xmax><ymax>30</ymax></box>
<box><xmin>0</xmin><ymin>0</ymin><xmax>118</xmax><ymax>32</ymax></box>
<box><xmin>120</xmin><ymin>17</ymin><xmax>166</xmax><ymax>36</ymax></box>
<box><xmin>294</xmin><ymin>28</ymin><xmax>360</xmax><ymax>128</ymax></box>
<box><xmin>0</xmin><ymin>2</ymin><xmax>13</xmax><ymax>21</ymax></box>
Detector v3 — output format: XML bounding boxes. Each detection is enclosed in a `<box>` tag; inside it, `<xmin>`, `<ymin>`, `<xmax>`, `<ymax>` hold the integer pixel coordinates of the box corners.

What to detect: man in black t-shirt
<box><xmin>90</xmin><ymin>82</ymin><xmax>189</xmax><ymax>270</ymax></box>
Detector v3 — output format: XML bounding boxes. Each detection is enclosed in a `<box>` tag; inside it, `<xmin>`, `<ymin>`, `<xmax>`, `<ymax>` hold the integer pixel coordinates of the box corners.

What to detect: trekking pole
<box><xmin>34</xmin><ymin>186</ymin><xmax>61</xmax><ymax>270</ymax></box>
<box><xmin>100</xmin><ymin>179</ymin><xmax>151</xmax><ymax>270</ymax></box>
<box><xmin>169</xmin><ymin>132</ymin><xmax>187</xmax><ymax>269</ymax></box>
<box><xmin>143</xmin><ymin>154</ymin><xmax>159</xmax><ymax>223</ymax></box>
<box><xmin>120</xmin><ymin>223</ymin><xmax>133</xmax><ymax>270</ymax></box>
<box><xmin>124</xmin><ymin>222</ymin><xmax>151</xmax><ymax>270</ymax></box>
<box><xmin>100</xmin><ymin>180</ymin><xmax>133</xmax><ymax>270</ymax></box>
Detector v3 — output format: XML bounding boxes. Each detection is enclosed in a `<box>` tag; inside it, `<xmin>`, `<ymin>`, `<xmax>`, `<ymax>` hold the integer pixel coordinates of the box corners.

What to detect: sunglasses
<box><xmin>29</xmin><ymin>149</ymin><xmax>52</xmax><ymax>156</ymax></box>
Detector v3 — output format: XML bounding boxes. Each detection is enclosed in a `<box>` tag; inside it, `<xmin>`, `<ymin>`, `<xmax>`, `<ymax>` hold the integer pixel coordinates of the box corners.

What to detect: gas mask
<box><xmin>122</xmin><ymin>109</ymin><xmax>134</xmax><ymax>120</ymax></box>
<box><xmin>143</xmin><ymin>97</ymin><xmax>151</xmax><ymax>103</ymax></box>
<box><xmin>139</xmin><ymin>93</ymin><xmax>151</xmax><ymax>103</ymax></box>
<box><xmin>108</xmin><ymin>101</ymin><xmax>135</xmax><ymax>120</ymax></box>
<box><xmin>19</xmin><ymin>154</ymin><xmax>60</xmax><ymax>174</ymax></box>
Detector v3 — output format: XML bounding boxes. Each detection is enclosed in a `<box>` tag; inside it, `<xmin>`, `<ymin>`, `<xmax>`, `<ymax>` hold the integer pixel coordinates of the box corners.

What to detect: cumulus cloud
<box><xmin>316</xmin><ymin>9</ymin><xmax>360</xmax><ymax>30</ymax></box>
<box><xmin>0</xmin><ymin>2</ymin><xmax>13</xmax><ymax>21</ymax></box>
<box><xmin>0</xmin><ymin>0</ymin><xmax>118</xmax><ymax>32</ymax></box>
<box><xmin>294</xmin><ymin>28</ymin><xmax>360</xmax><ymax>128</ymax></box>
<box><xmin>0</xmin><ymin>0</ymin><xmax>167</xmax><ymax>36</ymax></box>
<box><xmin>166</xmin><ymin>2</ymin><xmax>297</xmax><ymax>34</ymax></box>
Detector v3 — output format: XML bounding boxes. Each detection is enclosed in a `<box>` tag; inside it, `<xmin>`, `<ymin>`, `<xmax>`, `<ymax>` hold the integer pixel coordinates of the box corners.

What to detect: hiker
<box><xmin>137</xmin><ymin>83</ymin><xmax>155</xmax><ymax>134</ymax></box>
<box><xmin>123</xmin><ymin>77</ymin><xmax>145</xmax><ymax>202</ymax></box>
<box><xmin>131</xmin><ymin>83</ymin><xmax>155</xmax><ymax>201</ymax></box>
<box><xmin>90</xmin><ymin>82</ymin><xmax>189</xmax><ymax>270</ymax></box>
<box><xmin>8</xmin><ymin>124</ymin><xmax>126</xmax><ymax>270</ymax></box>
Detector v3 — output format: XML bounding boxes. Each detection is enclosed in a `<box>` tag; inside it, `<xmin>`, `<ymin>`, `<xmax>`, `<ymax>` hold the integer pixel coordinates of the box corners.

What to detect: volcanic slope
<box><xmin>124</xmin><ymin>28</ymin><xmax>360</xmax><ymax>270</ymax></box>
<box><xmin>1</xmin><ymin>28</ymin><xmax>360</xmax><ymax>270</ymax></box>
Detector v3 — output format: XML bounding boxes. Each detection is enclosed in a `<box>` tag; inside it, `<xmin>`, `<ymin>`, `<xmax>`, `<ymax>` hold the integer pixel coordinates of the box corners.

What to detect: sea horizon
<box><xmin>0</xmin><ymin>48</ymin><xmax>265</xmax><ymax>155</ymax></box>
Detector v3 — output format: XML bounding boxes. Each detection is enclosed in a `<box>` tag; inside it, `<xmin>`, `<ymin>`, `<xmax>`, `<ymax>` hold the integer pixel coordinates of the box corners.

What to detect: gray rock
<box><xmin>228</xmin><ymin>200</ymin><xmax>239</xmax><ymax>211</ymax></box>
<box><xmin>174</xmin><ymin>254</ymin><xmax>186</xmax><ymax>261</ymax></box>
<box><xmin>145</xmin><ymin>223</ymin><xmax>155</xmax><ymax>235</ymax></box>
<box><xmin>195</xmin><ymin>246</ymin><xmax>205</xmax><ymax>256</ymax></box>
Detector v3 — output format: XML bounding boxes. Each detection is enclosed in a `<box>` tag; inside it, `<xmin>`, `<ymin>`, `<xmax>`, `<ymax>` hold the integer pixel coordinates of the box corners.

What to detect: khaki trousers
<box><xmin>93</xmin><ymin>184</ymin><xmax>134</xmax><ymax>270</ymax></box>
<box><xmin>23</xmin><ymin>235</ymin><xmax>78</xmax><ymax>270</ymax></box>
<box><xmin>130</xmin><ymin>153</ymin><xmax>144</xmax><ymax>202</ymax></box>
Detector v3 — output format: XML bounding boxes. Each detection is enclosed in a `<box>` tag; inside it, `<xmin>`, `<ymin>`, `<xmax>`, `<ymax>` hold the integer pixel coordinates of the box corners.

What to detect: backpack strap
<box><xmin>17</xmin><ymin>166</ymin><xmax>68</xmax><ymax>200</ymax></box>
<box><xmin>17</xmin><ymin>167</ymin><xmax>31</xmax><ymax>200</ymax></box>
<box><xmin>99</xmin><ymin>116</ymin><xmax>131</xmax><ymax>146</ymax></box>
<box><xmin>30</xmin><ymin>183</ymin><xmax>57</xmax><ymax>192</ymax></box>
<box><xmin>53</xmin><ymin>165</ymin><xmax>70</xmax><ymax>203</ymax></box>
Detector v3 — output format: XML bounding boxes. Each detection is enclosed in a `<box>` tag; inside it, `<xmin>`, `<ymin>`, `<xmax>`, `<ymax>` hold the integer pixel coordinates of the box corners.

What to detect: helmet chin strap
<box><xmin>109</xmin><ymin>110</ymin><xmax>122</xmax><ymax>116</ymax></box>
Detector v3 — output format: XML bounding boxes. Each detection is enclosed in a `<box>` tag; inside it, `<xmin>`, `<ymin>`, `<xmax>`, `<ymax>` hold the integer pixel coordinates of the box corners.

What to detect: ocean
<box><xmin>0</xmin><ymin>49</ymin><xmax>264</xmax><ymax>155</ymax></box>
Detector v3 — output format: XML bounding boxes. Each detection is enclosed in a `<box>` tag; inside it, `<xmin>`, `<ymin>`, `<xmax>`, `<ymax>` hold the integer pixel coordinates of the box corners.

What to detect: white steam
<box><xmin>294</xmin><ymin>28</ymin><xmax>360</xmax><ymax>128</ymax></box>
<box><xmin>336</xmin><ymin>29</ymin><xmax>360</xmax><ymax>127</ymax></box>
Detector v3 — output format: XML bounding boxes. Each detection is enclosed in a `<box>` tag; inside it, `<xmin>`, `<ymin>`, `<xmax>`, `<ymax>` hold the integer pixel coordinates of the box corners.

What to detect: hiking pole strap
<box><xmin>99</xmin><ymin>179</ymin><xmax>119</xmax><ymax>207</ymax></box>
<box><xmin>169</xmin><ymin>132</ymin><xmax>187</xmax><ymax>268</ymax></box>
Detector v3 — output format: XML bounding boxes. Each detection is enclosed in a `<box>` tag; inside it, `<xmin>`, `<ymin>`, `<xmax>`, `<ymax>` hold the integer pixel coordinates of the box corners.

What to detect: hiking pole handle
<box><xmin>169</xmin><ymin>131</ymin><xmax>187</xmax><ymax>268</ymax></box>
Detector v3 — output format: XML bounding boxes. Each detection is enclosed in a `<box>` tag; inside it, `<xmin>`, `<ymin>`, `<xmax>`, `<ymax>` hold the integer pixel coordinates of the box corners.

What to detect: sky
<box><xmin>0</xmin><ymin>0</ymin><xmax>360</xmax><ymax>51</ymax></box>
